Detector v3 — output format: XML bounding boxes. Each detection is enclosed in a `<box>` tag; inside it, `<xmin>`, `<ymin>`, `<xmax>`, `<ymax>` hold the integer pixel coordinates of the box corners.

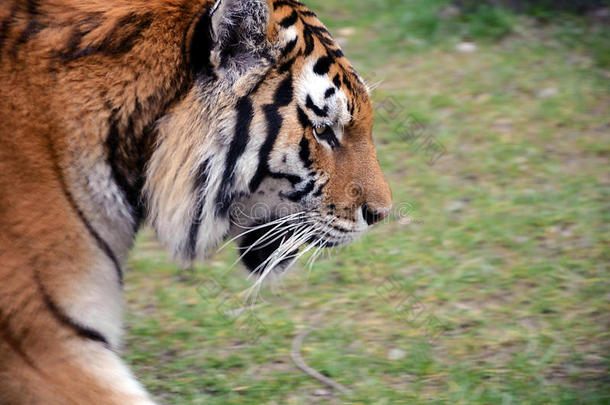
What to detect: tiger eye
<box><xmin>314</xmin><ymin>126</ymin><xmax>327</xmax><ymax>136</ymax></box>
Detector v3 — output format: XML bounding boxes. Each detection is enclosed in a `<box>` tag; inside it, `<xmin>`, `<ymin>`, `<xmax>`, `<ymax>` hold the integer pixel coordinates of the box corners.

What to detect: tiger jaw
<box><xmin>230</xmin><ymin>207</ymin><xmax>368</xmax><ymax>277</ymax></box>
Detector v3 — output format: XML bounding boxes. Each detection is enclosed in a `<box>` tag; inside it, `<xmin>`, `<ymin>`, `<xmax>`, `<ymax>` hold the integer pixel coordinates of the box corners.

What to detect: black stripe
<box><xmin>299</xmin><ymin>135</ymin><xmax>313</xmax><ymax>168</ymax></box>
<box><xmin>25</xmin><ymin>0</ymin><xmax>40</xmax><ymax>15</ymax></box>
<box><xmin>278</xmin><ymin>56</ymin><xmax>296</xmax><ymax>74</ymax></box>
<box><xmin>305</xmin><ymin>95</ymin><xmax>328</xmax><ymax>117</ymax></box>
<box><xmin>284</xmin><ymin>179</ymin><xmax>315</xmax><ymax>202</ymax></box>
<box><xmin>249</xmin><ymin>105</ymin><xmax>282</xmax><ymax>194</ymax></box>
<box><xmin>0</xmin><ymin>4</ymin><xmax>19</xmax><ymax>58</ymax></box>
<box><xmin>188</xmin><ymin>7</ymin><xmax>215</xmax><ymax>78</ymax></box>
<box><xmin>342</xmin><ymin>75</ymin><xmax>353</xmax><ymax>91</ymax></box>
<box><xmin>332</xmin><ymin>48</ymin><xmax>344</xmax><ymax>58</ymax></box>
<box><xmin>275</xmin><ymin>74</ymin><xmax>294</xmax><ymax>107</ymax></box>
<box><xmin>279</xmin><ymin>10</ymin><xmax>298</xmax><ymax>28</ymax></box>
<box><xmin>249</xmin><ymin>75</ymin><xmax>296</xmax><ymax>193</ymax></box>
<box><xmin>269</xmin><ymin>171</ymin><xmax>302</xmax><ymax>185</ymax></box>
<box><xmin>330</xmin><ymin>222</ymin><xmax>351</xmax><ymax>233</ymax></box>
<box><xmin>215</xmin><ymin>97</ymin><xmax>254</xmax><ymax>217</ymax></box>
<box><xmin>55</xmin><ymin>14</ymin><xmax>103</xmax><ymax>61</ymax></box>
<box><xmin>58</xmin><ymin>28</ymin><xmax>86</xmax><ymax>60</ymax></box>
<box><xmin>280</xmin><ymin>37</ymin><xmax>298</xmax><ymax>59</ymax></box>
<box><xmin>313</xmin><ymin>56</ymin><xmax>332</xmax><ymax>75</ymax></box>
<box><xmin>303</xmin><ymin>27</ymin><xmax>314</xmax><ymax>56</ymax></box>
<box><xmin>313</xmin><ymin>179</ymin><xmax>328</xmax><ymax>197</ymax></box>
<box><xmin>67</xmin><ymin>195</ymin><xmax>124</xmax><ymax>285</ymax></box>
<box><xmin>109</xmin><ymin>12</ymin><xmax>152</xmax><ymax>55</ymax></box>
<box><xmin>106</xmin><ymin>112</ymin><xmax>142</xmax><ymax>222</ymax></box>
<box><xmin>45</xmin><ymin>135</ymin><xmax>124</xmax><ymax>285</ymax></box>
<box><xmin>65</xmin><ymin>12</ymin><xmax>152</xmax><ymax>60</ymax></box>
<box><xmin>12</xmin><ymin>20</ymin><xmax>43</xmax><ymax>51</ymax></box>
<box><xmin>333</xmin><ymin>73</ymin><xmax>342</xmax><ymax>88</ymax></box>
<box><xmin>300</xmin><ymin>10</ymin><xmax>317</xmax><ymax>17</ymax></box>
<box><xmin>187</xmin><ymin>158</ymin><xmax>210</xmax><ymax>259</ymax></box>
<box><xmin>324</xmin><ymin>87</ymin><xmax>336</xmax><ymax>99</ymax></box>
<box><xmin>34</xmin><ymin>271</ymin><xmax>109</xmax><ymax>347</ymax></box>
<box><xmin>7</xmin><ymin>0</ymin><xmax>43</xmax><ymax>59</ymax></box>
<box><xmin>105</xmin><ymin>94</ymin><xmax>163</xmax><ymax>229</ymax></box>
<box><xmin>317</xmin><ymin>35</ymin><xmax>335</xmax><ymax>48</ymax></box>
<box><xmin>297</xmin><ymin>106</ymin><xmax>311</xmax><ymax>129</ymax></box>
<box><xmin>307</xmin><ymin>24</ymin><xmax>330</xmax><ymax>36</ymax></box>
<box><xmin>301</xmin><ymin>19</ymin><xmax>333</xmax><ymax>50</ymax></box>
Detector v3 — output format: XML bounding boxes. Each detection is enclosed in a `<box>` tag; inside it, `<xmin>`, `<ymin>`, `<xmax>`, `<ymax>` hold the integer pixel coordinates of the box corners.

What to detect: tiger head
<box><xmin>145</xmin><ymin>0</ymin><xmax>391</xmax><ymax>277</ymax></box>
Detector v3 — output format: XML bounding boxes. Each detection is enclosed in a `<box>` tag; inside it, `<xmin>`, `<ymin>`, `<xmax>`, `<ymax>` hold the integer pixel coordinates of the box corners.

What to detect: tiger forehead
<box><xmin>270</xmin><ymin>0</ymin><xmax>369</xmax><ymax>112</ymax></box>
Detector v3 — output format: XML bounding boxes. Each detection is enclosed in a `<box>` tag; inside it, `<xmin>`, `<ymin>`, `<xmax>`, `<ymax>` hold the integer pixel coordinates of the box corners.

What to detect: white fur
<box><xmin>293</xmin><ymin>59</ymin><xmax>351</xmax><ymax>150</ymax></box>
<box><xmin>67</xmin><ymin>146</ymin><xmax>136</xmax><ymax>262</ymax></box>
<box><xmin>74</xmin><ymin>341</ymin><xmax>156</xmax><ymax>404</ymax></box>
<box><xmin>146</xmin><ymin>87</ymin><xmax>253</xmax><ymax>263</ymax></box>
<box><xmin>60</xmin><ymin>251</ymin><xmax>125</xmax><ymax>349</ymax></box>
<box><xmin>228</xmin><ymin>107</ymin><xmax>266</xmax><ymax>200</ymax></box>
<box><xmin>281</xmin><ymin>25</ymin><xmax>298</xmax><ymax>44</ymax></box>
<box><xmin>295</xmin><ymin>59</ymin><xmax>351</xmax><ymax>129</ymax></box>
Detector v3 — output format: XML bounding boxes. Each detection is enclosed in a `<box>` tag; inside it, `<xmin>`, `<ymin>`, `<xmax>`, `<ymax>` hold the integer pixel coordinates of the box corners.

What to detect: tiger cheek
<box><xmin>311</xmin><ymin>140</ymin><xmax>335</xmax><ymax>183</ymax></box>
<box><xmin>324</xmin><ymin>146</ymin><xmax>358</xmax><ymax>207</ymax></box>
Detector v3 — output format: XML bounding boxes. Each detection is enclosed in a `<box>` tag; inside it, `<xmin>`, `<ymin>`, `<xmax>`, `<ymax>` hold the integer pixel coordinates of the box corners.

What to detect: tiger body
<box><xmin>0</xmin><ymin>0</ymin><xmax>391</xmax><ymax>403</ymax></box>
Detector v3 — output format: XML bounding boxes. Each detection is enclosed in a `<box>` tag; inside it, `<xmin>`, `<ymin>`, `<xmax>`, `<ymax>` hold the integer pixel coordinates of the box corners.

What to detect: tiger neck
<box><xmin>44</xmin><ymin>2</ymin><xmax>210</xmax><ymax>262</ymax></box>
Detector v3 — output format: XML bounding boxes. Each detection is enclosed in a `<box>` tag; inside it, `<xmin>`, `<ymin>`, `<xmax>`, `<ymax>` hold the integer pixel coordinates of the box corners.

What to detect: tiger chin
<box><xmin>0</xmin><ymin>0</ymin><xmax>391</xmax><ymax>403</ymax></box>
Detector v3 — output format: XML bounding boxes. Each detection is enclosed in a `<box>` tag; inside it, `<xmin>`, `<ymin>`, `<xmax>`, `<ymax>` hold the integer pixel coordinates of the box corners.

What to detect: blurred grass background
<box><xmin>124</xmin><ymin>1</ymin><xmax>610</xmax><ymax>403</ymax></box>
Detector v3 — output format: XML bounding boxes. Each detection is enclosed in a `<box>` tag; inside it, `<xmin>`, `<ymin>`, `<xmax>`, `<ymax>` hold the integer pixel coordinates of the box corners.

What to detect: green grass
<box><xmin>124</xmin><ymin>1</ymin><xmax>609</xmax><ymax>403</ymax></box>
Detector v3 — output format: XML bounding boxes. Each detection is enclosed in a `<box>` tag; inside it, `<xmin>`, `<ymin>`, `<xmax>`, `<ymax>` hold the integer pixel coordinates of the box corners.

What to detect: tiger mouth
<box><xmin>237</xmin><ymin>217</ymin><xmax>358</xmax><ymax>276</ymax></box>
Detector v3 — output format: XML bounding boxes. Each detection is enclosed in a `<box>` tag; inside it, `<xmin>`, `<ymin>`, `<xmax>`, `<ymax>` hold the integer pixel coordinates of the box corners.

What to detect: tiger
<box><xmin>0</xmin><ymin>0</ymin><xmax>392</xmax><ymax>403</ymax></box>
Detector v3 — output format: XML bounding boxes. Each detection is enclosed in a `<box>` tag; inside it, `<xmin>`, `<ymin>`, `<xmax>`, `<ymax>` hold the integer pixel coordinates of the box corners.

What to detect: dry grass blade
<box><xmin>290</xmin><ymin>329</ymin><xmax>352</xmax><ymax>395</ymax></box>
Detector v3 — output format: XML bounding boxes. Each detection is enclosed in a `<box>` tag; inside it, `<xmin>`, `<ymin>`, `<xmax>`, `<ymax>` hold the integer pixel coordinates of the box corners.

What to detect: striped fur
<box><xmin>0</xmin><ymin>0</ymin><xmax>391</xmax><ymax>403</ymax></box>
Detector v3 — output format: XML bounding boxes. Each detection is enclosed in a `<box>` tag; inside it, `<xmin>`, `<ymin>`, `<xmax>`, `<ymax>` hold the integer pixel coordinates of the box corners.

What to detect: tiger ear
<box><xmin>206</xmin><ymin>0</ymin><xmax>276</xmax><ymax>79</ymax></box>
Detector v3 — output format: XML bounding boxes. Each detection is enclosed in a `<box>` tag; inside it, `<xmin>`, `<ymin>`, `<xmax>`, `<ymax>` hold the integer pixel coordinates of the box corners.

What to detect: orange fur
<box><xmin>1</xmin><ymin>2</ymin><xmax>211</xmax><ymax>403</ymax></box>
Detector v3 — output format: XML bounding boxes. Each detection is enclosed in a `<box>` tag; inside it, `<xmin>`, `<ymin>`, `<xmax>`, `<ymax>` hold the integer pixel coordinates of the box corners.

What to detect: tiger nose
<box><xmin>361</xmin><ymin>203</ymin><xmax>391</xmax><ymax>226</ymax></box>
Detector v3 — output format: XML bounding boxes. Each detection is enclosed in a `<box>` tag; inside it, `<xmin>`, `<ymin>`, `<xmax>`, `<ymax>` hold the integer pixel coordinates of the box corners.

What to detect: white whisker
<box><xmin>246</xmin><ymin>224</ymin><xmax>315</xmax><ymax>296</ymax></box>
<box><xmin>218</xmin><ymin>209</ymin><xmax>361</xmax><ymax>306</ymax></box>
<box><xmin>229</xmin><ymin>220</ymin><xmax>316</xmax><ymax>271</ymax></box>
<box><xmin>218</xmin><ymin>211</ymin><xmax>307</xmax><ymax>251</ymax></box>
<box><xmin>305</xmin><ymin>217</ymin><xmax>338</xmax><ymax>269</ymax></box>
<box><xmin>232</xmin><ymin>211</ymin><xmax>306</xmax><ymax>229</ymax></box>
<box><xmin>226</xmin><ymin>223</ymin><xmax>297</xmax><ymax>270</ymax></box>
